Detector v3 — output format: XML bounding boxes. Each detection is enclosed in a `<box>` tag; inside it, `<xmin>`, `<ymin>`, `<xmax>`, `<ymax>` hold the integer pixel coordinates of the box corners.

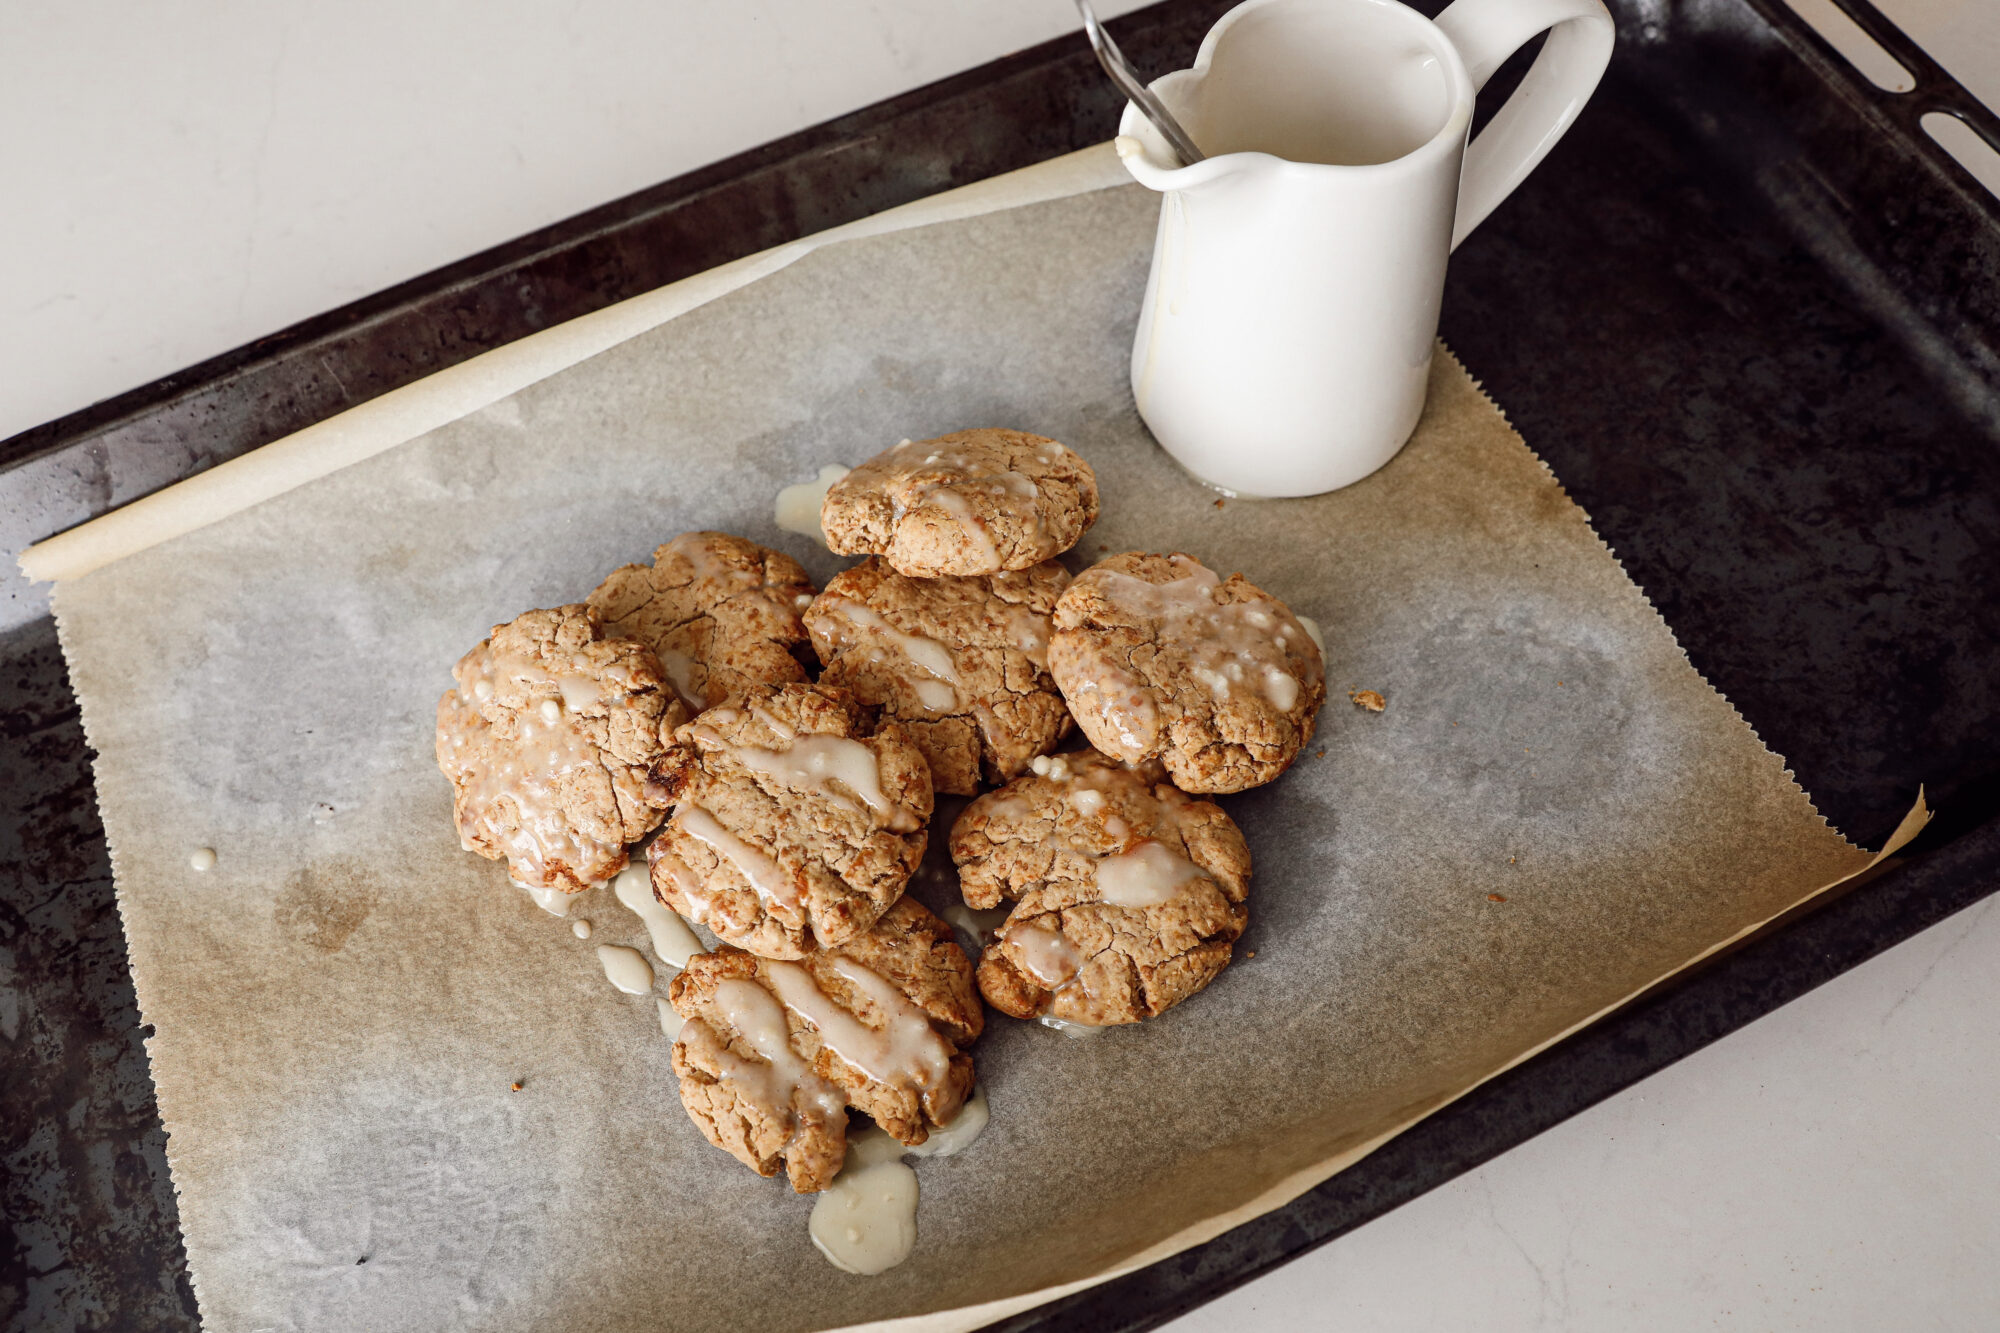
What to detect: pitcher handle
<box><xmin>1435</xmin><ymin>0</ymin><xmax>1614</xmax><ymax>250</ymax></box>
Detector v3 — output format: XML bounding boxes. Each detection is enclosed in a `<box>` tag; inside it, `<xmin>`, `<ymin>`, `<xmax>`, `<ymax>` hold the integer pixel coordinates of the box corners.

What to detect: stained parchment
<box><xmin>48</xmin><ymin>176</ymin><xmax>1897</xmax><ymax>1333</ymax></box>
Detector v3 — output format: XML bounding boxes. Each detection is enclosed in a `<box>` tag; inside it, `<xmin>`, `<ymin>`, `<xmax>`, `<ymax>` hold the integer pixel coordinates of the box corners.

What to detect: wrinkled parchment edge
<box><xmin>18</xmin><ymin>144</ymin><xmax>1132</xmax><ymax>586</ymax></box>
<box><xmin>37</xmin><ymin>142</ymin><xmax>1932</xmax><ymax>1333</ymax></box>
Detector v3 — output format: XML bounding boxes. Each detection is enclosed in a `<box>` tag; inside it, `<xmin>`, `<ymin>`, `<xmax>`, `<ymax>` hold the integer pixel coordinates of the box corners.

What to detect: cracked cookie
<box><xmin>646</xmin><ymin>682</ymin><xmax>933</xmax><ymax>958</ymax></box>
<box><xmin>587</xmin><ymin>531</ymin><xmax>817</xmax><ymax>714</ymax></box>
<box><xmin>1048</xmin><ymin>552</ymin><xmax>1325</xmax><ymax>794</ymax></box>
<box><xmin>435</xmin><ymin>604</ymin><xmax>682</xmax><ymax>894</ymax></box>
<box><xmin>803</xmin><ymin>556</ymin><xmax>1071</xmax><ymax>796</ymax></box>
<box><xmin>669</xmin><ymin>897</ymin><xmax>983</xmax><ymax>1192</ymax></box>
<box><xmin>821</xmin><ymin>428</ymin><xmax>1099</xmax><ymax>577</ymax></box>
<box><xmin>950</xmin><ymin>748</ymin><xmax>1251</xmax><ymax>1026</ymax></box>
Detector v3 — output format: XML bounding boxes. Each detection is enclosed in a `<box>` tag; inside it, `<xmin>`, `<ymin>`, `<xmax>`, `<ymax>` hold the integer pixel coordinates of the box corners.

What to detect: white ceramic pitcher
<box><xmin>1119</xmin><ymin>0</ymin><xmax>1614</xmax><ymax>496</ymax></box>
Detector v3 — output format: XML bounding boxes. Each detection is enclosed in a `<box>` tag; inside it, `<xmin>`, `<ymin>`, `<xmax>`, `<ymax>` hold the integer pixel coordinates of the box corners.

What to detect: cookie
<box><xmin>821</xmin><ymin>428</ymin><xmax>1099</xmax><ymax>577</ymax></box>
<box><xmin>587</xmin><ymin>531</ymin><xmax>817</xmax><ymax>714</ymax></box>
<box><xmin>1047</xmin><ymin>552</ymin><xmax>1325</xmax><ymax>793</ymax></box>
<box><xmin>435</xmin><ymin>604</ymin><xmax>682</xmax><ymax>894</ymax></box>
<box><xmin>803</xmin><ymin>557</ymin><xmax>1071</xmax><ymax>795</ymax></box>
<box><xmin>669</xmin><ymin>898</ymin><xmax>983</xmax><ymax>1192</ymax></box>
<box><xmin>950</xmin><ymin>748</ymin><xmax>1251</xmax><ymax>1026</ymax></box>
<box><xmin>646</xmin><ymin>682</ymin><xmax>933</xmax><ymax>958</ymax></box>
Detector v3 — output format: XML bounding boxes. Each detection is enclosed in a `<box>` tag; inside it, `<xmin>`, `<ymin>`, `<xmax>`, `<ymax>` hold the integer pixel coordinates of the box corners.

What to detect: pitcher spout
<box><xmin>1116</xmin><ymin>67</ymin><xmax>1269</xmax><ymax>193</ymax></box>
<box><xmin>1115</xmin><ymin>129</ymin><xmax>1264</xmax><ymax>193</ymax></box>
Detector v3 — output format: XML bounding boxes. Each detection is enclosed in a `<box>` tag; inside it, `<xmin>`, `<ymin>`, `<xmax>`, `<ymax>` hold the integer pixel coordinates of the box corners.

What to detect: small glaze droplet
<box><xmin>570</xmin><ymin>918</ymin><xmax>593</xmax><ymax>939</ymax></box>
<box><xmin>189</xmin><ymin>847</ymin><xmax>217</xmax><ymax>872</ymax></box>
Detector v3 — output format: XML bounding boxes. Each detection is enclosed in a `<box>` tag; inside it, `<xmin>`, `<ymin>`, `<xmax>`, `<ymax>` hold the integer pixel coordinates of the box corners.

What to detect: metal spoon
<box><xmin>1075</xmin><ymin>0</ymin><xmax>1206</xmax><ymax>165</ymax></box>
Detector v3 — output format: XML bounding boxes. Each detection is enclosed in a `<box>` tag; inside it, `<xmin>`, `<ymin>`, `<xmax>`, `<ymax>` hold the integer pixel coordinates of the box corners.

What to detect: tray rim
<box><xmin>4</xmin><ymin>0</ymin><xmax>1999</xmax><ymax>1328</ymax></box>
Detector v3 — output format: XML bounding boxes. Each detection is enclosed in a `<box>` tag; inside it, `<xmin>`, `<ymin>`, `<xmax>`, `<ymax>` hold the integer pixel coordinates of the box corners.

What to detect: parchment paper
<box><xmin>43</xmin><ymin>161</ymin><xmax>1918</xmax><ymax>1333</ymax></box>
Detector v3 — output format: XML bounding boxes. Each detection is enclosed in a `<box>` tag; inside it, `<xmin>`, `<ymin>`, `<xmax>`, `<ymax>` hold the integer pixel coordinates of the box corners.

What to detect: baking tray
<box><xmin>4</xmin><ymin>0</ymin><xmax>1998</xmax><ymax>1326</ymax></box>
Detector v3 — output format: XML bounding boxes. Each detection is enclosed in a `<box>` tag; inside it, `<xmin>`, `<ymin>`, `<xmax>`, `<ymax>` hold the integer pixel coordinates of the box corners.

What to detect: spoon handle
<box><xmin>1076</xmin><ymin>1</ymin><xmax>1206</xmax><ymax>166</ymax></box>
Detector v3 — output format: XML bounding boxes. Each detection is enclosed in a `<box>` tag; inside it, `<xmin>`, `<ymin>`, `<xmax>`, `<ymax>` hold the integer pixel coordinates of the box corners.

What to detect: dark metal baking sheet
<box><xmin>4</xmin><ymin>0</ymin><xmax>1997</xmax><ymax>1326</ymax></box>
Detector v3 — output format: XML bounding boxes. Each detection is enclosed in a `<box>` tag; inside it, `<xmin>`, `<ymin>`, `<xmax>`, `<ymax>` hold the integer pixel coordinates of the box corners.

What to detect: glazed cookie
<box><xmin>669</xmin><ymin>897</ymin><xmax>983</xmax><ymax>1192</ymax></box>
<box><xmin>1048</xmin><ymin>552</ymin><xmax>1325</xmax><ymax>794</ymax></box>
<box><xmin>646</xmin><ymin>682</ymin><xmax>933</xmax><ymax>958</ymax></box>
<box><xmin>587</xmin><ymin>531</ymin><xmax>817</xmax><ymax>714</ymax></box>
<box><xmin>435</xmin><ymin>604</ymin><xmax>682</xmax><ymax>894</ymax></box>
<box><xmin>820</xmin><ymin>428</ymin><xmax>1099</xmax><ymax>577</ymax></box>
<box><xmin>803</xmin><ymin>556</ymin><xmax>1071</xmax><ymax>795</ymax></box>
<box><xmin>950</xmin><ymin>749</ymin><xmax>1251</xmax><ymax>1026</ymax></box>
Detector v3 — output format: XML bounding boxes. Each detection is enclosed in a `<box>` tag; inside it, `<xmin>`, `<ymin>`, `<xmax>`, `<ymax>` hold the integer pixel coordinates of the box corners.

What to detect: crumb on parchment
<box><xmin>1349</xmin><ymin>689</ymin><xmax>1386</xmax><ymax>712</ymax></box>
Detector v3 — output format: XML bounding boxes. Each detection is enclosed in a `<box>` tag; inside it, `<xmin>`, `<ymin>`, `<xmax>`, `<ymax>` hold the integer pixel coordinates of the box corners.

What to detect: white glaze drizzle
<box><xmin>914</xmin><ymin>486</ymin><xmax>1001</xmax><ymax>569</ymax></box>
<box><xmin>709</xmin><ymin>978</ymin><xmax>848</xmax><ymax>1124</ymax></box>
<box><xmin>443</xmin><ymin>640</ymin><xmax>634</xmax><ymax>890</ymax></box>
<box><xmin>511</xmin><ymin>876</ymin><xmax>575</xmax><ymax>917</ymax></box>
<box><xmin>596</xmin><ymin>944</ymin><xmax>655</xmax><ymax>995</ymax></box>
<box><xmin>676</xmin><ymin>806</ymin><xmax>796</xmax><ymax>910</ymax></box>
<box><xmin>1005</xmin><ymin>605</ymin><xmax>1052</xmax><ymax>668</ymax></box>
<box><xmin>1062</xmin><ymin>671</ymin><xmax>1158</xmax><ymax>764</ymax></box>
<box><xmin>748</xmin><ymin>705</ymin><xmax>798</xmax><ymax>742</ymax></box>
<box><xmin>657</xmin><ymin>996</ymin><xmax>685</xmax><ymax>1041</ymax></box>
<box><xmin>1026</xmin><ymin>748</ymin><xmax>1192</xmax><ymax>848</ymax></box>
<box><xmin>570</xmin><ymin>917</ymin><xmax>593</xmax><ymax>939</ymax></box>
<box><xmin>658</xmin><ymin>648</ymin><xmax>702</xmax><ymax>710</ymax></box>
<box><xmin>764</xmin><ymin>959</ymin><xmax>954</xmax><ymax>1096</ymax></box>
<box><xmin>809</xmin><ymin>1128</ymin><xmax>920</xmax><ymax>1275</ymax></box>
<box><xmin>695</xmin><ymin>986</ymin><xmax>851</xmax><ymax>1197</ymax></box>
<box><xmin>776</xmin><ymin>464</ymin><xmax>852</xmax><ymax>546</ymax></box>
<box><xmin>1036</xmin><ymin>1015</ymin><xmax>1107</xmax><ymax>1039</ymax></box>
<box><xmin>1091</xmin><ymin>840</ymin><xmax>1209</xmax><ymax>908</ymax></box>
<box><xmin>727</xmin><ymin>735</ymin><xmax>921</xmax><ymax>832</ymax></box>
<box><xmin>670</xmin><ymin>532</ymin><xmax>757</xmax><ymax>591</ymax></box>
<box><xmin>1092</xmin><ymin>557</ymin><xmax>1317</xmax><ymax>713</ymax></box>
<box><xmin>189</xmin><ymin>846</ymin><xmax>216</xmax><ymax>872</ymax></box>
<box><xmin>903</xmin><ymin>1082</ymin><xmax>990</xmax><ymax>1157</ymax></box>
<box><xmin>614</xmin><ymin>859</ymin><xmax>704</xmax><ymax>967</ymax></box>
<box><xmin>1263</xmin><ymin>666</ymin><xmax>1300</xmax><ymax>711</ymax></box>
<box><xmin>889</xmin><ymin>434</ymin><xmax>1065</xmax><ymax>567</ymax></box>
<box><xmin>815</xmin><ymin>597</ymin><xmax>962</xmax><ymax>713</ymax></box>
<box><xmin>1005</xmin><ymin>922</ymin><xmax>1082</xmax><ymax>988</ymax></box>
<box><xmin>941</xmin><ymin>901</ymin><xmax>1011</xmax><ymax>954</ymax></box>
<box><xmin>807</xmin><ymin>1085</ymin><xmax>992</xmax><ymax>1274</ymax></box>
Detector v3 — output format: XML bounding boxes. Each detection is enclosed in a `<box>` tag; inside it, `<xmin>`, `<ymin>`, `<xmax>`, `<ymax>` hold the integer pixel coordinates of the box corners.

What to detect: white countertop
<box><xmin>6</xmin><ymin>3</ymin><xmax>1997</xmax><ymax>1329</ymax></box>
<box><xmin>1171</xmin><ymin>897</ymin><xmax>2000</xmax><ymax>1331</ymax></box>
